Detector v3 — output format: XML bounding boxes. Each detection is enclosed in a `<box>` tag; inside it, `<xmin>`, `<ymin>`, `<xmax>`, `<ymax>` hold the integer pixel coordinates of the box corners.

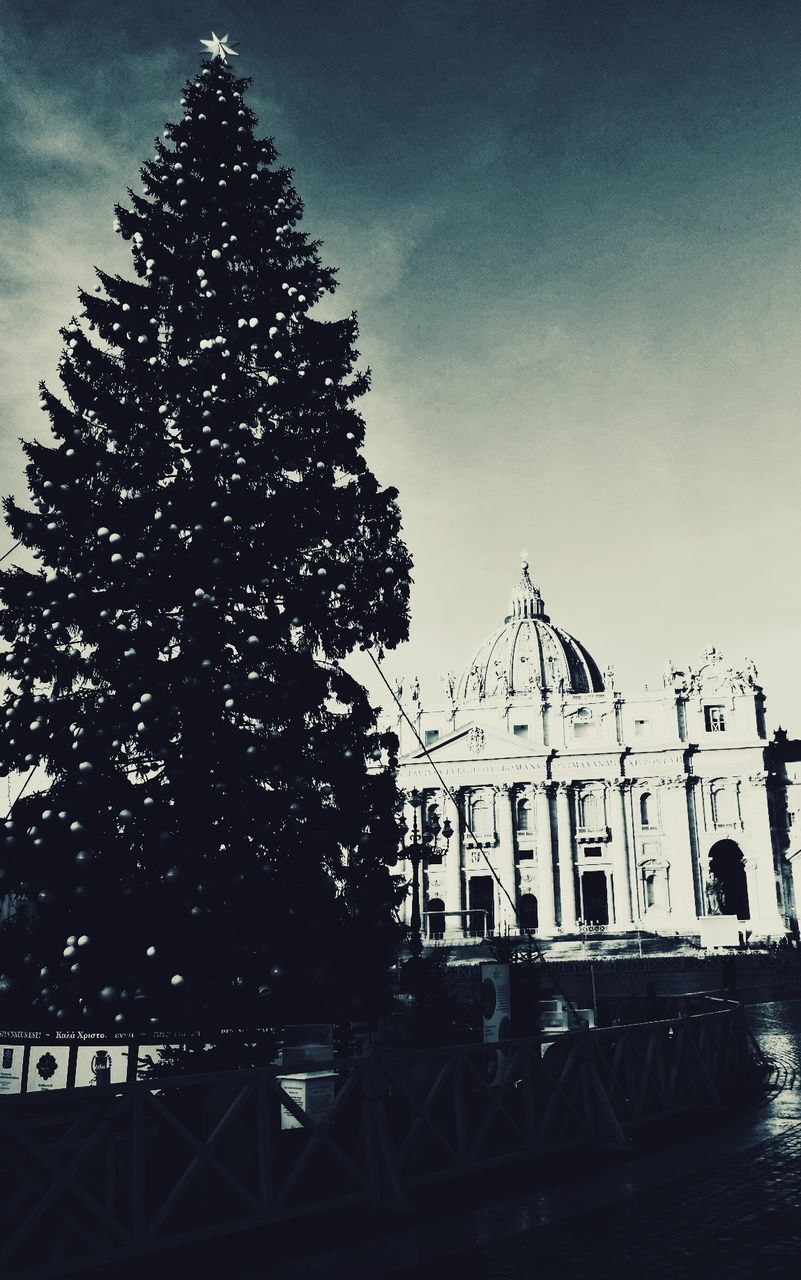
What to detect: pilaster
<box><xmin>659</xmin><ymin>776</ymin><xmax>700</xmax><ymax>929</ymax></box>
<box><xmin>533</xmin><ymin>782</ymin><xmax>556</xmax><ymax>932</ymax></box>
<box><xmin>554</xmin><ymin>781</ymin><xmax>577</xmax><ymax>930</ymax></box>
<box><xmin>494</xmin><ymin>783</ymin><xmax>518</xmax><ymax>934</ymax></box>
<box><xmin>742</xmin><ymin>772</ymin><xmax>784</xmax><ymax>931</ymax></box>
<box><xmin>610</xmin><ymin>781</ymin><xmax>633</xmax><ymax>926</ymax></box>
<box><xmin>443</xmin><ymin>788</ymin><xmax>464</xmax><ymax>938</ymax></box>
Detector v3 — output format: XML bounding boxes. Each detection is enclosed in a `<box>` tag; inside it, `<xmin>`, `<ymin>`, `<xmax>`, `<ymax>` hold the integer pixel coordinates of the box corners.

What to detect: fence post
<box><xmin>361</xmin><ymin>1047</ymin><xmax>406</xmax><ymax>1208</ymax></box>
<box><xmin>578</xmin><ymin>1028</ymin><xmax>628</xmax><ymax>1150</ymax></box>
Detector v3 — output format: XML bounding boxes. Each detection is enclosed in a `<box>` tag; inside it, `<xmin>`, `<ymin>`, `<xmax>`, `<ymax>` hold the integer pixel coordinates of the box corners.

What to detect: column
<box><xmin>554</xmin><ymin>782</ymin><xmax>577</xmax><ymax>930</ymax></box>
<box><xmin>398</xmin><ymin>793</ymin><xmax>417</xmax><ymax>928</ymax></box>
<box><xmin>443</xmin><ymin>787</ymin><xmax>464</xmax><ymax>938</ymax></box>
<box><xmin>533</xmin><ymin>783</ymin><xmax>556</xmax><ymax>932</ymax></box>
<box><xmin>742</xmin><ymin>773</ymin><xmax>783</xmax><ymax>931</ymax></box>
<box><xmin>685</xmin><ymin>779</ymin><xmax>705</xmax><ymax>918</ymax></box>
<box><xmin>494</xmin><ymin>784</ymin><xmax>518</xmax><ymax>935</ymax></box>
<box><xmin>659</xmin><ymin>777</ymin><xmax>700</xmax><ymax>930</ymax></box>
<box><xmin>610</xmin><ymin>782</ymin><xmax>633</xmax><ymax>927</ymax></box>
<box><xmin>623</xmin><ymin>782</ymin><xmax>644</xmax><ymax>923</ymax></box>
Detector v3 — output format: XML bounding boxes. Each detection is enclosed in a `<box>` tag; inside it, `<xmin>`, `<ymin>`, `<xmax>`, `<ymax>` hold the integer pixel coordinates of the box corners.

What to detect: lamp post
<box><xmin>400</xmin><ymin>789</ymin><xmax>453</xmax><ymax>966</ymax></box>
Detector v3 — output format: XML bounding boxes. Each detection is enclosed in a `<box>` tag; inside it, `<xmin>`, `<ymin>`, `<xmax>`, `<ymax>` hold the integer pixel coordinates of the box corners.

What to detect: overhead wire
<box><xmin>0</xmin><ymin>542</ymin><xmax>21</xmax><ymax>566</ymax></box>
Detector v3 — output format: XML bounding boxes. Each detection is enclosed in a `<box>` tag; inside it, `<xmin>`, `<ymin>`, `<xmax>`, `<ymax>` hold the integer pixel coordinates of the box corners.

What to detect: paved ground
<box><xmin>263</xmin><ymin>1000</ymin><xmax>801</xmax><ymax>1280</ymax></box>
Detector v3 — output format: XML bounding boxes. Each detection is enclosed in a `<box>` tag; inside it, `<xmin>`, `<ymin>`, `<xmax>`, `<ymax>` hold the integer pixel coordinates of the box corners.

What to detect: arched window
<box><xmin>470</xmin><ymin>795</ymin><xmax>491</xmax><ymax>838</ymax></box>
<box><xmin>712</xmin><ymin>784</ymin><xmax>736</xmax><ymax>827</ymax></box>
<box><xmin>642</xmin><ymin>862</ymin><xmax>669</xmax><ymax>911</ymax></box>
<box><xmin>425</xmin><ymin>801</ymin><xmax>441</xmax><ymax>835</ymax></box>
<box><xmin>516</xmin><ymin>797</ymin><xmax>531</xmax><ymax>833</ymax></box>
<box><xmin>640</xmin><ymin>792</ymin><xmax>654</xmax><ymax>828</ymax></box>
<box><xmin>643</xmin><ymin>870</ymin><xmax>654</xmax><ymax>909</ymax></box>
<box><xmin>519</xmin><ymin>893</ymin><xmax>538</xmax><ymax>932</ymax></box>
<box><xmin>579</xmin><ymin>790</ymin><xmax>602</xmax><ymax>830</ymax></box>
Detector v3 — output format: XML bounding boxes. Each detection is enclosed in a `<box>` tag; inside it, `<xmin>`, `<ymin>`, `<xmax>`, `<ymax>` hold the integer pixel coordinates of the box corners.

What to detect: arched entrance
<box><xmin>426</xmin><ymin>897</ymin><xmax>446</xmax><ymax>940</ymax></box>
<box><xmin>709</xmin><ymin>840</ymin><xmax>750</xmax><ymax>919</ymax></box>
<box><xmin>519</xmin><ymin>892</ymin><xmax>538</xmax><ymax>932</ymax></box>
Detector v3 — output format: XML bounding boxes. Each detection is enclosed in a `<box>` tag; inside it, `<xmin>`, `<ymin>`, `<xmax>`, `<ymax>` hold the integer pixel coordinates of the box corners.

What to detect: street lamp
<box><xmin>399</xmin><ymin>789</ymin><xmax>453</xmax><ymax>962</ymax></box>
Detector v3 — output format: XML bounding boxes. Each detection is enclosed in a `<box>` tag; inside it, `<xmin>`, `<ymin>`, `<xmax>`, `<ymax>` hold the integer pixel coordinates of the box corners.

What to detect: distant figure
<box><xmin>705</xmin><ymin>874</ymin><xmax>725</xmax><ymax>916</ymax></box>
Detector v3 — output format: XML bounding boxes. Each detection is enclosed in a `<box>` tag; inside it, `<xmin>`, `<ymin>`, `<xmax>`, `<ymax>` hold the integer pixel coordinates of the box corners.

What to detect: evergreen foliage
<box><xmin>0</xmin><ymin>54</ymin><xmax>411</xmax><ymax>1032</ymax></box>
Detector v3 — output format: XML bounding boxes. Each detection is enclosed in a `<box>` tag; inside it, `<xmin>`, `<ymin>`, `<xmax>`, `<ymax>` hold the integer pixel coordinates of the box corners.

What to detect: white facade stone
<box><xmin>392</xmin><ymin>562</ymin><xmax>797</xmax><ymax>941</ymax></box>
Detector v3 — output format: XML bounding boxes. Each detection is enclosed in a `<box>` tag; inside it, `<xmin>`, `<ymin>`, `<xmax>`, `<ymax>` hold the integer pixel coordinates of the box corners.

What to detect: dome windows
<box><xmin>455</xmin><ymin>562</ymin><xmax>605</xmax><ymax>702</ymax></box>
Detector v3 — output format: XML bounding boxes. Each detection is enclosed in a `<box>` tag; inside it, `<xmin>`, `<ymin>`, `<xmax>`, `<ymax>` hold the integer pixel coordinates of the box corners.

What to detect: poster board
<box><xmin>0</xmin><ymin>1044</ymin><xmax>25</xmax><ymax>1095</ymax></box>
<box><xmin>481</xmin><ymin>963</ymin><xmax>513</xmax><ymax>1086</ymax></box>
<box><xmin>26</xmin><ymin>1044</ymin><xmax>71</xmax><ymax>1092</ymax></box>
<box><xmin>700</xmin><ymin>915</ymin><xmax>741</xmax><ymax>949</ymax></box>
<box><xmin>277</xmin><ymin>1071</ymin><xmax>337</xmax><ymax>1131</ymax></box>
<box><xmin>74</xmin><ymin>1044</ymin><xmax>131</xmax><ymax>1089</ymax></box>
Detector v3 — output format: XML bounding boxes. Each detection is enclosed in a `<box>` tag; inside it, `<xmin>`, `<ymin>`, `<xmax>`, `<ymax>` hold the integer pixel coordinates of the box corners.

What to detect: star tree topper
<box><xmin>200</xmin><ymin>32</ymin><xmax>239</xmax><ymax>60</ymax></box>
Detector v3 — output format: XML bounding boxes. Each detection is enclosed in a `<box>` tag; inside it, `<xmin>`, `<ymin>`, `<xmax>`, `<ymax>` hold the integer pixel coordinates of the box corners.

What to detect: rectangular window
<box><xmin>424</xmin><ymin>729</ymin><xmax>440</xmax><ymax>748</ymax></box>
<box><xmin>704</xmin><ymin>705</ymin><xmax>726</xmax><ymax>733</ymax></box>
<box><xmin>513</xmin><ymin>724</ymin><xmax>528</xmax><ymax>737</ymax></box>
<box><xmin>634</xmin><ymin>719</ymin><xmax>650</xmax><ymax>737</ymax></box>
<box><xmin>584</xmin><ymin>847</ymin><xmax>603</xmax><ymax>859</ymax></box>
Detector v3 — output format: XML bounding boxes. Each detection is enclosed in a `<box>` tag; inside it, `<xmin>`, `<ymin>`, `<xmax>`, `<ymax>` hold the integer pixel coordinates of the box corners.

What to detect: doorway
<box><xmin>581</xmin><ymin>870</ymin><xmax>609</xmax><ymax>925</ymax></box>
<box><xmin>468</xmin><ymin>876</ymin><xmax>495</xmax><ymax>935</ymax></box>
<box><xmin>709</xmin><ymin>840</ymin><xmax>750</xmax><ymax>919</ymax></box>
<box><xmin>426</xmin><ymin>897</ymin><xmax>446</xmax><ymax>940</ymax></box>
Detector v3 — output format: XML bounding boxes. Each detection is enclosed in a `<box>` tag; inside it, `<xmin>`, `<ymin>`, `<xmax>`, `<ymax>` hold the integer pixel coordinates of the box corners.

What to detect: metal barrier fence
<box><xmin>0</xmin><ymin>999</ymin><xmax>756</xmax><ymax>1279</ymax></box>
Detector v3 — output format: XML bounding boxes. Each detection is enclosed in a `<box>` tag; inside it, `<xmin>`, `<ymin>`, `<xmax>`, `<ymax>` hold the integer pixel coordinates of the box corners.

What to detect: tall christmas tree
<box><xmin>0</xmin><ymin>37</ymin><xmax>412</xmax><ymax>1033</ymax></box>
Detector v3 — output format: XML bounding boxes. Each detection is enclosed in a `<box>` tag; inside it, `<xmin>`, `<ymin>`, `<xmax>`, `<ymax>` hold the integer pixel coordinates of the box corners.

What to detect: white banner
<box><xmin>481</xmin><ymin>963</ymin><xmax>512</xmax><ymax>1043</ymax></box>
<box><xmin>0</xmin><ymin>1045</ymin><xmax>25</xmax><ymax>1095</ymax></box>
<box><xmin>26</xmin><ymin>1044</ymin><xmax>71</xmax><ymax>1092</ymax></box>
<box><xmin>74</xmin><ymin>1044</ymin><xmax>131</xmax><ymax>1089</ymax></box>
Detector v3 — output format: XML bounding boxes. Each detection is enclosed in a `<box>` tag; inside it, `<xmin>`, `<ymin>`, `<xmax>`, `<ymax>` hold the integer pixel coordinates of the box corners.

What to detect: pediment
<box><xmin>400</xmin><ymin>721</ymin><xmax>541</xmax><ymax>766</ymax></box>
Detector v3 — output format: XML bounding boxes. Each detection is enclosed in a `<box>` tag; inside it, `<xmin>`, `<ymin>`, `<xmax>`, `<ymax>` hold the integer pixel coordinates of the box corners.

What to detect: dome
<box><xmin>456</xmin><ymin>562</ymin><xmax>604</xmax><ymax>701</ymax></box>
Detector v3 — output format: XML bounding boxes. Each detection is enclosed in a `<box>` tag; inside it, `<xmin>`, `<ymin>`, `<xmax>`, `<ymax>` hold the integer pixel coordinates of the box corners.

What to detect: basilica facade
<box><xmin>392</xmin><ymin>562</ymin><xmax>798</xmax><ymax>942</ymax></box>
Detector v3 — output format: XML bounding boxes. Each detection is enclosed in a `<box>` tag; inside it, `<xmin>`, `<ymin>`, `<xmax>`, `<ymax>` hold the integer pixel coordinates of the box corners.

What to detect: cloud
<box><xmin>0</xmin><ymin>66</ymin><xmax>122</xmax><ymax>177</ymax></box>
<box><xmin>316</xmin><ymin>203</ymin><xmax>443</xmax><ymax>309</ymax></box>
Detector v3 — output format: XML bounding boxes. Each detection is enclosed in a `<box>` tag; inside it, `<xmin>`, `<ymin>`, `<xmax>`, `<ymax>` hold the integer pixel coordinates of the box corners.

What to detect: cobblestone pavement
<box><xmin>266</xmin><ymin>1000</ymin><xmax>801</xmax><ymax>1280</ymax></box>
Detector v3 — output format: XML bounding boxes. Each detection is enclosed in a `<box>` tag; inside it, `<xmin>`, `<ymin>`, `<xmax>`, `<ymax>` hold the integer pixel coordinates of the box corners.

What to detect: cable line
<box><xmin>0</xmin><ymin>542</ymin><xmax>21</xmax><ymax>566</ymax></box>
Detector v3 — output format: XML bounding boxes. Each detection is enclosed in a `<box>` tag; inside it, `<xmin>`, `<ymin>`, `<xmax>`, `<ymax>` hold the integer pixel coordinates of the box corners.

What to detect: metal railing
<box><xmin>422</xmin><ymin>908</ymin><xmax>490</xmax><ymax>939</ymax></box>
<box><xmin>0</xmin><ymin>999</ymin><xmax>756</xmax><ymax>1278</ymax></box>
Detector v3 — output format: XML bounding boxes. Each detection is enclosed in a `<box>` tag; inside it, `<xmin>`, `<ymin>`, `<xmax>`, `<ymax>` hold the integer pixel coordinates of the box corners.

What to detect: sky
<box><xmin>2</xmin><ymin>0</ymin><xmax>801</xmax><ymax>730</ymax></box>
